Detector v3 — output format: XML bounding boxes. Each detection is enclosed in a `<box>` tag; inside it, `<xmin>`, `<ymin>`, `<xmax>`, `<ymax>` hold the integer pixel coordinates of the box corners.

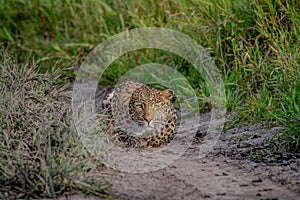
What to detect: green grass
<box><xmin>0</xmin><ymin>0</ymin><xmax>299</xmax><ymax>197</ymax></box>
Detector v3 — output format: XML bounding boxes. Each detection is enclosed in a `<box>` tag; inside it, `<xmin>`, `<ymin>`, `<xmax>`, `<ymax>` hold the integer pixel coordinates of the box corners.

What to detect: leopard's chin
<box><xmin>145</xmin><ymin>126</ymin><xmax>153</xmax><ymax>131</ymax></box>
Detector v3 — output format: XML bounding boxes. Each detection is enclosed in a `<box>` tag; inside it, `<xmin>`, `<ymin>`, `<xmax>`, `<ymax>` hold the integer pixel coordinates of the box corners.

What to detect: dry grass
<box><xmin>0</xmin><ymin>50</ymin><xmax>109</xmax><ymax>199</ymax></box>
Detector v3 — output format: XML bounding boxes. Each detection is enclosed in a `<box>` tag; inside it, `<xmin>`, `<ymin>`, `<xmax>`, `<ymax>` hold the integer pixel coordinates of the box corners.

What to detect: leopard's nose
<box><xmin>144</xmin><ymin>117</ymin><xmax>152</xmax><ymax>123</ymax></box>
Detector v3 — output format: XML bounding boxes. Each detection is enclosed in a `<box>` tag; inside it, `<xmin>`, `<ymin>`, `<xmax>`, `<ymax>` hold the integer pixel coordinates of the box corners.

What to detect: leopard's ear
<box><xmin>160</xmin><ymin>89</ymin><xmax>174</xmax><ymax>101</ymax></box>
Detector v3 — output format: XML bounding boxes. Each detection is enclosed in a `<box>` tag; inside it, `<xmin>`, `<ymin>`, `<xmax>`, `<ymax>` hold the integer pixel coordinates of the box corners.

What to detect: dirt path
<box><xmin>98</xmin><ymin>114</ymin><xmax>299</xmax><ymax>200</ymax></box>
<box><xmin>105</xmin><ymin>149</ymin><xmax>298</xmax><ymax>200</ymax></box>
<box><xmin>63</xmin><ymin>89</ymin><xmax>299</xmax><ymax>200</ymax></box>
<box><xmin>55</xmin><ymin>114</ymin><xmax>299</xmax><ymax>200</ymax></box>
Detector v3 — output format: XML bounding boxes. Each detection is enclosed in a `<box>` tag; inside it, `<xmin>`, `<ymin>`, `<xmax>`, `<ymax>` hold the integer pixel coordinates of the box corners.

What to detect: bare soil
<box><xmin>57</xmin><ymin>117</ymin><xmax>299</xmax><ymax>200</ymax></box>
<box><xmin>101</xmin><ymin>115</ymin><xmax>299</xmax><ymax>200</ymax></box>
<box><xmin>59</xmin><ymin>89</ymin><xmax>299</xmax><ymax>200</ymax></box>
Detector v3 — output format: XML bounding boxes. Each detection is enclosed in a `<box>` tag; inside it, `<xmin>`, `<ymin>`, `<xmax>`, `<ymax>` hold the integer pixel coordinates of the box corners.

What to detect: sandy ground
<box><xmin>59</xmin><ymin>89</ymin><xmax>299</xmax><ymax>200</ymax></box>
<box><xmin>101</xmin><ymin>114</ymin><xmax>299</xmax><ymax>200</ymax></box>
<box><xmin>56</xmin><ymin>114</ymin><xmax>299</xmax><ymax>200</ymax></box>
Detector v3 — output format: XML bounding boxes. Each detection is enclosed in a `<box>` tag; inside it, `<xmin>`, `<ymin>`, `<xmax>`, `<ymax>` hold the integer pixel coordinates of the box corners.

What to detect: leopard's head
<box><xmin>128</xmin><ymin>85</ymin><xmax>174</xmax><ymax>130</ymax></box>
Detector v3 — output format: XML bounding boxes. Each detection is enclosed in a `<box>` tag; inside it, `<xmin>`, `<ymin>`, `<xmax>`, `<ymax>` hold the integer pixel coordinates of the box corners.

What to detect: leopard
<box><xmin>102</xmin><ymin>80</ymin><xmax>177</xmax><ymax>148</ymax></box>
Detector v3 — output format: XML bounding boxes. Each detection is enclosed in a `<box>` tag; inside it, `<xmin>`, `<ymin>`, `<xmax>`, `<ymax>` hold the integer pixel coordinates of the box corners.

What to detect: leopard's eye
<box><xmin>135</xmin><ymin>103</ymin><xmax>145</xmax><ymax>109</ymax></box>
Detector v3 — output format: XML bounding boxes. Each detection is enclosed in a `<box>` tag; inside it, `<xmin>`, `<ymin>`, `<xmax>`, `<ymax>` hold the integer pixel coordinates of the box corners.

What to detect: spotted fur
<box><xmin>103</xmin><ymin>80</ymin><xmax>176</xmax><ymax>147</ymax></box>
